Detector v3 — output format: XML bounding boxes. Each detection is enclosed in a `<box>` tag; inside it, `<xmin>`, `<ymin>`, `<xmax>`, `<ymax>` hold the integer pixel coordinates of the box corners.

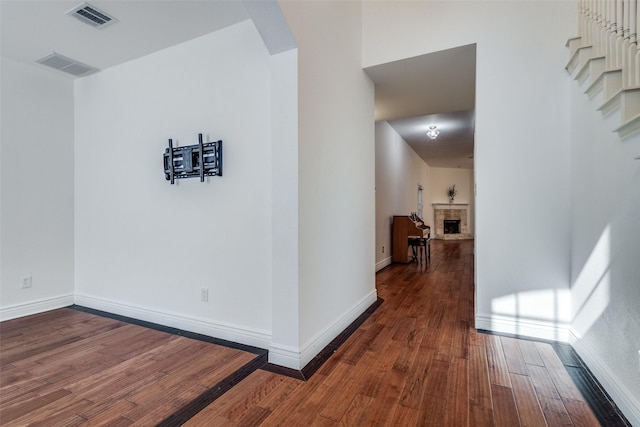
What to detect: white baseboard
<box><xmin>299</xmin><ymin>289</ymin><xmax>378</xmax><ymax>369</ymax></box>
<box><xmin>74</xmin><ymin>294</ymin><xmax>271</xmax><ymax>350</ymax></box>
<box><xmin>569</xmin><ymin>330</ymin><xmax>640</xmax><ymax>426</ymax></box>
<box><xmin>268</xmin><ymin>343</ymin><xmax>302</xmax><ymax>369</ymax></box>
<box><xmin>0</xmin><ymin>294</ymin><xmax>74</xmax><ymax>322</ymax></box>
<box><xmin>268</xmin><ymin>289</ymin><xmax>378</xmax><ymax>370</ymax></box>
<box><xmin>4</xmin><ymin>291</ymin><xmax>380</xmax><ymax>374</ymax></box>
<box><xmin>375</xmin><ymin>256</ymin><xmax>392</xmax><ymax>272</ymax></box>
<box><xmin>475</xmin><ymin>314</ymin><xmax>570</xmax><ymax>343</ymax></box>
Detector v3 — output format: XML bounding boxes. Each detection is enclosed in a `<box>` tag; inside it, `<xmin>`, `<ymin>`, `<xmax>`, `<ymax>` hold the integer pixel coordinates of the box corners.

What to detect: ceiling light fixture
<box><xmin>426</xmin><ymin>125</ymin><xmax>440</xmax><ymax>140</ymax></box>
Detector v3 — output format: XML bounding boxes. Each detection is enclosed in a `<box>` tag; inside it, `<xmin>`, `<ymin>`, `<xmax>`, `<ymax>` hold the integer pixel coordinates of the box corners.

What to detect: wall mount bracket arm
<box><xmin>163</xmin><ymin>133</ymin><xmax>223</xmax><ymax>184</ymax></box>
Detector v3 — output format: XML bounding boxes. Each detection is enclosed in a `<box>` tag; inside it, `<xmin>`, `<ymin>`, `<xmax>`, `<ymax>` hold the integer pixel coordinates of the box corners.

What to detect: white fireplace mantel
<box><xmin>432</xmin><ymin>203</ymin><xmax>469</xmax><ymax>209</ymax></box>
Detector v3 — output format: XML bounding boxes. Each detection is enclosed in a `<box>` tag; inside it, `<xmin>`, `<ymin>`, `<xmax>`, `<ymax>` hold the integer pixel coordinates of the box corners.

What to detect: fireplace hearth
<box><xmin>444</xmin><ymin>219</ymin><xmax>461</xmax><ymax>234</ymax></box>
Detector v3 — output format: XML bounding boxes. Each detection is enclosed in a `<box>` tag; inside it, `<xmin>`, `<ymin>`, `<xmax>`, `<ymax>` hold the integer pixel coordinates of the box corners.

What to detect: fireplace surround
<box><xmin>432</xmin><ymin>203</ymin><xmax>472</xmax><ymax>240</ymax></box>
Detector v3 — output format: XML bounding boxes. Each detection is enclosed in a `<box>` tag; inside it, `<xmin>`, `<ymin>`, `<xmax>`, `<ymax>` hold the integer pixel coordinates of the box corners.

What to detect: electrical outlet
<box><xmin>200</xmin><ymin>287</ymin><xmax>209</xmax><ymax>302</ymax></box>
<box><xmin>21</xmin><ymin>276</ymin><xmax>32</xmax><ymax>289</ymax></box>
<box><xmin>382</xmin><ymin>246</ymin><xmax>385</xmax><ymax>254</ymax></box>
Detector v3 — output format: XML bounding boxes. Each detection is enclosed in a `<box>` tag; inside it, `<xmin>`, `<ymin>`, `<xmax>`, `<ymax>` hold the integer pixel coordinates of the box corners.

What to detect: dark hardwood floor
<box><xmin>0</xmin><ymin>240</ymin><xmax>630</xmax><ymax>426</ymax></box>
<box><xmin>186</xmin><ymin>240</ymin><xmax>620</xmax><ymax>426</ymax></box>
<box><xmin>0</xmin><ymin>309</ymin><xmax>261</xmax><ymax>426</ymax></box>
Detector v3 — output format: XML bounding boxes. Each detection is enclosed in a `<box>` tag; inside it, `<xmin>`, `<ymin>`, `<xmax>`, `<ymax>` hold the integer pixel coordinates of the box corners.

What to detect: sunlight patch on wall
<box><xmin>492</xmin><ymin>289</ymin><xmax>571</xmax><ymax>323</ymax></box>
<box><xmin>571</xmin><ymin>225</ymin><xmax>611</xmax><ymax>338</ymax></box>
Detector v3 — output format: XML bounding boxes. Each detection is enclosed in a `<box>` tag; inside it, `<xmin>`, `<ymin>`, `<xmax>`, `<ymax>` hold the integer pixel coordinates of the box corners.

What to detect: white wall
<box><xmin>568</xmin><ymin>75</ymin><xmax>640</xmax><ymax>424</ymax></box>
<box><xmin>375</xmin><ymin>121</ymin><xmax>431</xmax><ymax>270</ymax></box>
<box><xmin>269</xmin><ymin>48</ymin><xmax>301</xmax><ymax>365</ymax></box>
<box><xmin>74</xmin><ymin>21</ymin><xmax>273</xmax><ymax>348</ymax></box>
<box><xmin>363</xmin><ymin>1</ymin><xmax>575</xmax><ymax>341</ymax></box>
<box><xmin>430</xmin><ymin>167</ymin><xmax>475</xmax><ymax>234</ymax></box>
<box><xmin>0</xmin><ymin>57</ymin><xmax>75</xmax><ymax>319</ymax></box>
<box><xmin>279</xmin><ymin>0</ymin><xmax>377</xmax><ymax>368</ymax></box>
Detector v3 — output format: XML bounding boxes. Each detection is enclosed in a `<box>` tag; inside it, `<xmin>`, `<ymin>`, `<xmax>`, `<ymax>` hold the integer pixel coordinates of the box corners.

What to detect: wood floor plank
<box><xmin>389</xmin><ymin>404</ymin><xmax>419</xmax><ymax>427</ymax></box>
<box><xmin>256</xmin><ymin>375</ymin><xmax>303</xmax><ymax>411</ymax></box>
<box><xmin>0</xmin><ymin>388</ymin><xmax>72</xmax><ymax>423</ymax></box>
<box><xmin>79</xmin><ymin>399</ymin><xmax>138</xmax><ymax>426</ymax></box>
<box><xmin>527</xmin><ymin>364</ymin><xmax>574</xmax><ymax>426</ymax></box>
<box><xmin>181</xmin><ymin>413</ymin><xmax>231</xmax><ymax>427</ymax></box>
<box><xmin>434</xmin><ymin>319</ymin><xmax>455</xmax><ymax>361</ymax></box>
<box><xmin>392</xmin><ymin>316</ymin><xmax>417</xmax><ymax>342</ymax></box>
<box><xmin>236</xmin><ymin>405</ymin><xmax>272</xmax><ymax>426</ymax></box>
<box><xmin>423</xmin><ymin>358</ymin><xmax>451</xmax><ymax>399</ymax></box>
<box><xmin>510</xmin><ymin>373</ymin><xmax>548</xmax><ymax>427</ymax></box>
<box><xmin>469</xmin><ymin>339</ymin><xmax>493</xmax><ymax>409</ymax></box>
<box><xmin>309</xmin><ymin>414</ymin><xmax>337</xmax><ymax>427</ymax></box>
<box><xmin>419</xmin><ymin>326</ymin><xmax>440</xmax><ymax>351</ymax></box>
<box><xmin>444</xmin><ymin>357</ymin><xmax>469</xmax><ymax>427</ymax></box>
<box><xmin>254</xmin><ymin>374</ymin><xmax>330</xmax><ymax>425</ymax></box>
<box><xmin>501</xmin><ymin>336</ymin><xmax>529</xmax><ymax>375</ymax></box>
<box><xmin>485</xmin><ymin>334</ymin><xmax>512</xmax><ymax>387</ymax></box>
<box><xmin>357</xmin><ymin>337</ymin><xmax>402</xmax><ymax>399</ymax></box>
<box><xmin>317</xmin><ymin>367</ymin><xmax>369</xmax><ymax>422</ymax></box>
<box><xmin>418</xmin><ymin>395</ymin><xmax>446</xmax><ymax>427</ymax></box>
<box><xmin>451</xmin><ymin>319</ymin><xmax>469</xmax><ymax>359</ymax></box>
<box><xmin>225</xmin><ymin>371</ymin><xmax>290</xmax><ymax>418</ymax></box>
<box><xmin>398</xmin><ymin>348</ymin><xmax>434</xmax><ymax>410</ymax></box>
<box><xmin>11</xmin><ymin>397</ymin><xmax>94</xmax><ymax>427</ymax></box>
<box><xmin>535</xmin><ymin>342</ymin><xmax>585</xmax><ymax>401</ymax></box>
<box><xmin>392</xmin><ymin>327</ymin><xmax>426</xmax><ymax>373</ymax></box>
<box><xmin>336</xmin><ymin>323</ymin><xmax>384</xmax><ymax>366</ymax></box>
<box><xmin>338</xmin><ymin>393</ymin><xmax>376</xmax><ymax>426</ymax></box>
<box><xmin>491</xmin><ymin>384</ymin><xmax>521</xmax><ymax>427</ymax></box>
<box><xmin>563</xmin><ymin>397</ymin><xmax>601</xmax><ymax>427</ymax></box>
<box><xmin>282</xmin><ymin>381</ymin><xmax>335</xmax><ymax>425</ymax></box>
<box><xmin>0</xmin><ymin>375</ymin><xmax>50</xmax><ymax>405</ymax></box>
<box><xmin>469</xmin><ymin>403</ymin><xmax>495</xmax><ymax>427</ymax></box>
<box><xmin>518</xmin><ymin>339</ymin><xmax>545</xmax><ymax>367</ymax></box>
<box><xmin>362</xmin><ymin>393</ymin><xmax>400</xmax><ymax>426</ymax></box>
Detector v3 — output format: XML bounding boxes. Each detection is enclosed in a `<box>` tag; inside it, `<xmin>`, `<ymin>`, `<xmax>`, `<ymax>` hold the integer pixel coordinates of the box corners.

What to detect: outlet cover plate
<box><xmin>21</xmin><ymin>276</ymin><xmax>32</xmax><ymax>289</ymax></box>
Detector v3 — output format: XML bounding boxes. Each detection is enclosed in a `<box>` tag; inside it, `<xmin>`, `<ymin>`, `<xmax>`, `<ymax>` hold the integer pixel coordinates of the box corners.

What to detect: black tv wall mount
<box><xmin>163</xmin><ymin>133</ymin><xmax>222</xmax><ymax>184</ymax></box>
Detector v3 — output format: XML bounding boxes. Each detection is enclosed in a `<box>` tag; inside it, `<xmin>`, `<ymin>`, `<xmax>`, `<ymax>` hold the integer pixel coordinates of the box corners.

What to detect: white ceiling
<box><xmin>364</xmin><ymin>44</ymin><xmax>476</xmax><ymax>169</ymax></box>
<box><xmin>2</xmin><ymin>1</ymin><xmax>474</xmax><ymax>168</ymax></box>
<box><xmin>0</xmin><ymin>1</ymin><xmax>294</xmax><ymax>74</ymax></box>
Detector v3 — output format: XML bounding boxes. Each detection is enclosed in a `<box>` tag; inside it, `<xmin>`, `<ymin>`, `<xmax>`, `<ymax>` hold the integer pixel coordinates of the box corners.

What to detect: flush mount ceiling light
<box><xmin>426</xmin><ymin>125</ymin><xmax>440</xmax><ymax>140</ymax></box>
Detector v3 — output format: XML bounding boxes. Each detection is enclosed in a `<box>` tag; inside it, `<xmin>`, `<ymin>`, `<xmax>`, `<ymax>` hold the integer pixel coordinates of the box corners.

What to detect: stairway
<box><xmin>566</xmin><ymin>0</ymin><xmax>640</xmax><ymax>138</ymax></box>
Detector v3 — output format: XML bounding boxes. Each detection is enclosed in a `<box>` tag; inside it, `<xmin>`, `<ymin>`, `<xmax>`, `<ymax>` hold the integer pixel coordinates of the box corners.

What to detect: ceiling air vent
<box><xmin>66</xmin><ymin>2</ymin><xmax>118</xmax><ymax>29</ymax></box>
<box><xmin>36</xmin><ymin>53</ymin><xmax>99</xmax><ymax>77</ymax></box>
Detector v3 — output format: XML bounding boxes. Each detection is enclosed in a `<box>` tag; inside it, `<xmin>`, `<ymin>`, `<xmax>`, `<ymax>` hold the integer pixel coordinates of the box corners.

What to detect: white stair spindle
<box><xmin>617</xmin><ymin>0</ymin><xmax>625</xmax><ymax>68</ymax></box>
<box><xmin>578</xmin><ymin>0</ymin><xmax>584</xmax><ymax>36</ymax></box>
<box><xmin>609</xmin><ymin>0</ymin><xmax>617</xmax><ymax>69</ymax></box>
<box><xmin>636</xmin><ymin>0</ymin><xmax>640</xmax><ymax>84</ymax></box>
<box><xmin>586</xmin><ymin>0</ymin><xmax>593</xmax><ymax>46</ymax></box>
<box><xmin>612</xmin><ymin>0</ymin><xmax>618</xmax><ymax>65</ymax></box>
<box><xmin>623</xmin><ymin>0</ymin><xmax>631</xmax><ymax>86</ymax></box>
<box><xmin>598</xmin><ymin>0</ymin><xmax>606</xmax><ymax>55</ymax></box>
<box><xmin>629</xmin><ymin>0</ymin><xmax>637</xmax><ymax>85</ymax></box>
